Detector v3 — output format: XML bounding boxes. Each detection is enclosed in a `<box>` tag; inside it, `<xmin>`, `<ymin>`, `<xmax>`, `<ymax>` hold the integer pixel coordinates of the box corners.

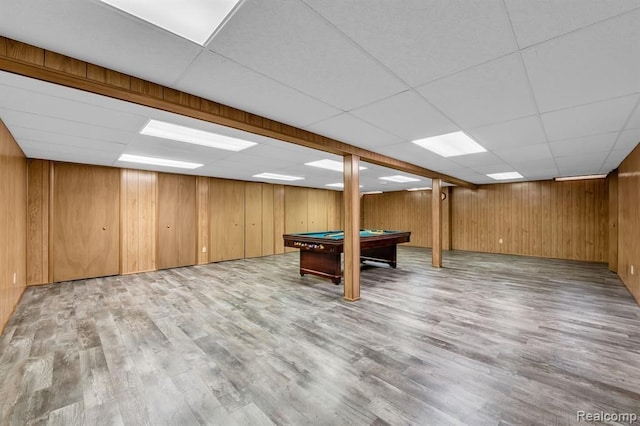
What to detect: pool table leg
<box><xmin>299</xmin><ymin>250</ymin><xmax>342</xmax><ymax>284</ymax></box>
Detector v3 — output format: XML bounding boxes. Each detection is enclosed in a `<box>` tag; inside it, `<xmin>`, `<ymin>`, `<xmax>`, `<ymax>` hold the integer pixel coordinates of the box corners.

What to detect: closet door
<box><xmin>284</xmin><ymin>186</ymin><xmax>308</xmax><ymax>252</ymax></box>
<box><xmin>157</xmin><ymin>173</ymin><xmax>196</xmax><ymax>269</ymax></box>
<box><xmin>52</xmin><ymin>163</ymin><xmax>119</xmax><ymax>282</ymax></box>
<box><xmin>244</xmin><ymin>183</ymin><xmax>263</xmax><ymax>258</ymax></box>
<box><xmin>209</xmin><ymin>179</ymin><xmax>245</xmax><ymax>261</ymax></box>
<box><xmin>307</xmin><ymin>189</ymin><xmax>328</xmax><ymax>232</ymax></box>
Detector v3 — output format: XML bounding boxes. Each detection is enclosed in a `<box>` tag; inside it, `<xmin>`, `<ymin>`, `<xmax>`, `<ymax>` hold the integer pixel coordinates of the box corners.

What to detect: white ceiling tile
<box><xmin>304</xmin><ymin>0</ymin><xmax>516</xmax><ymax>86</ymax></box>
<box><xmin>625</xmin><ymin>102</ymin><xmax>640</xmax><ymax>129</ymax></box>
<box><xmin>549</xmin><ymin>133</ymin><xmax>617</xmax><ymax>157</ymax></box>
<box><xmin>305</xmin><ymin>113</ymin><xmax>402</xmax><ymax>149</ymax></box>
<box><xmin>0</xmin><ymin>109</ymin><xmax>135</xmax><ymax>145</ymax></box>
<box><xmin>509</xmin><ymin>158</ymin><xmax>558</xmax><ymax>174</ymax></box>
<box><xmin>349</xmin><ymin>91</ymin><xmax>457</xmax><ymax>141</ymax></box>
<box><xmin>449</xmin><ymin>152</ymin><xmax>506</xmax><ymax>168</ymax></box>
<box><xmin>0</xmin><ymin>85</ymin><xmax>148</xmax><ymax>131</ymax></box>
<box><xmin>174</xmin><ymin>51</ymin><xmax>341</xmax><ymax>128</ymax></box>
<box><xmin>19</xmin><ymin>141</ymin><xmax>121</xmax><ymax>164</ymax></box>
<box><xmin>542</xmin><ymin>95</ymin><xmax>638</xmax><ymax>141</ymax></box>
<box><xmin>126</xmin><ymin>135</ymin><xmax>238</xmax><ymax>164</ymax></box>
<box><xmin>555</xmin><ymin>153</ymin><xmax>606</xmax><ymax>175</ymax></box>
<box><xmin>615</xmin><ymin>129</ymin><xmax>640</xmax><ymax>153</ymax></box>
<box><xmin>467</xmin><ymin>115</ymin><xmax>547</xmax><ymax>150</ymax></box>
<box><xmin>0</xmin><ymin>0</ymin><xmax>202</xmax><ymax>86</ymax></box>
<box><xmin>522</xmin><ymin>9</ymin><xmax>640</xmax><ymax>112</ymax></box>
<box><xmin>494</xmin><ymin>143</ymin><xmax>553</xmax><ymax>163</ymax></box>
<box><xmin>7</xmin><ymin>127</ymin><xmax>127</xmax><ymax>152</ymax></box>
<box><xmin>209</xmin><ymin>0</ymin><xmax>407</xmax><ymax>110</ymax></box>
<box><xmin>418</xmin><ymin>54</ymin><xmax>537</xmax><ymax>128</ymax></box>
<box><xmin>505</xmin><ymin>0</ymin><xmax>640</xmax><ymax>48</ymax></box>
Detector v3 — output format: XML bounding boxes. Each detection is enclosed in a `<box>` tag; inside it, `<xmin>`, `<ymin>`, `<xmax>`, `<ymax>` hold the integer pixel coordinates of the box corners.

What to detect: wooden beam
<box><xmin>343</xmin><ymin>155</ymin><xmax>361</xmax><ymax>301</ymax></box>
<box><xmin>0</xmin><ymin>36</ymin><xmax>477</xmax><ymax>189</ymax></box>
<box><xmin>432</xmin><ymin>179</ymin><xmax>442</xmax><ymax>267</ymax></box>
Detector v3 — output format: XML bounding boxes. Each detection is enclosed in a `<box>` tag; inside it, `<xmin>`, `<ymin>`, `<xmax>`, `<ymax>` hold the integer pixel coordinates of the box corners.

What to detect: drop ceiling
<box><xmin>0</xmin><ymin>0</ymin><xmax>639</xmax><ymax>190</ymax></box>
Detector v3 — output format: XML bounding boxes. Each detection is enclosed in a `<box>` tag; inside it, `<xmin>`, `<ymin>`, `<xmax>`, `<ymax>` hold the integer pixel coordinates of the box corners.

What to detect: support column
<box><xmin>343</xmin><ymin>155</ymin><xmax>360</xmax><ymax>301</ymax></box>
<box><xmin>432</xmin><ymin>178</ymin><xmax>442</xmax><ymax>267</ymax></box>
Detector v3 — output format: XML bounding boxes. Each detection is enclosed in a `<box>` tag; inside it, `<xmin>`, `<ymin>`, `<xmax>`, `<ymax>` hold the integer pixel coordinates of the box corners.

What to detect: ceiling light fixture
<box><xmin>118</xmin><ymin>154</ymin><xmax>203</xmax><ymax>169</ymax></box>
<box><xmin>554</xmin><ymin>174</ymin><xmax>607</xmax><ymax>181</ymax></box>
<box><xmin>379</xmin><ymin>175</ymin><xmax>421</xmax><ymax>183</ymax></box>
<box><xmin>140</xmin><ymin>119</ymin><xmax>256</xmax><ymax>151</ymax></box>
<box><xmin>99</xmin><ymin>0</ymin><xmax>241</xmax><ymax>45</ymax></box>
<box><xmin>253</xmin><ymin>173</ymin><xmax>304</xmax><ymax>181</ymax></box>
<box><xmin>406</xmin><ymin>187</ymin><xmax>432</xmax><ymax>191</ymax></box>
<box><xmin>412</xmin><ymin>131</ymin><xmax>486</xmax><ymax>157</ymax></box>
<box><xmin>361</xmin><ymin>191</ymin><xmax>382</xmax><ymax>195</ymax></box>
<box><xmin>305</xmin><ymin>159</ymin><xmax>368</xmax><ymax>172</ymax></box>
<box><xmin>326</xmin><ymin>183</ymin><xmax>364</xmax><ymax>188</ymax></box>
<box><xmin>486</xmin><ymin>172</ymin><xmax>524</xmax><ymax>181</ymax></box>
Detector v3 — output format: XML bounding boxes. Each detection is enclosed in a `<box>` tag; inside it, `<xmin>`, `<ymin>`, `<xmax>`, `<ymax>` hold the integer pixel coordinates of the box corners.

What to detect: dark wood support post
<box><xmin>343</xmin><ymin>155</ymin><xmax>360</xmax><ymax>301</ymax></box>
<box><xmin>432</xmin><ymin>178</ymin><xmax>442</xmax><ymax>267</ymax></box>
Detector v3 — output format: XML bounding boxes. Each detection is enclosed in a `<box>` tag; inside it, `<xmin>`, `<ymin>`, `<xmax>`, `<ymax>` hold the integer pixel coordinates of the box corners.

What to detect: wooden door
<box><xmin>209</xmin><ymin>179</ymin><xmax>245</xmax><ymax>261</ymax></box>
<box><xmin>262</xmin><ymin>184</ymin><xmax>275</xmax><ymax>256</ymax></box>
<box><xmin>245</xmin><ymin>183</ymin><xmax>262</xmax><ymax>258</ymax></box>
<box><xmin>52</xmin><ymin>163</ymin><xmax>119</xmax><ymax>282</ymax></box>
<box><xmin>307</xmin><ymin>189</ymin><xmax>328</xmax><ymax>232</ymax></box>
<box><xmin>284</xmin><ymin>186</ymin><xmax>308</xmax><ymax>252</ymax></box>
<box><xmin>157</xmin><ymin>173</ymin><xmax>196</xmax><ymax>269</ymax></box>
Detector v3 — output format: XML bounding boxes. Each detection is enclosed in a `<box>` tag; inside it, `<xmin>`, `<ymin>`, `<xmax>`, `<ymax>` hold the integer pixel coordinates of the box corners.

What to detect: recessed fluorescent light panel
<box><xmin>253</xmin><ymin>173</ymin><xmax>304</xmax><ymax>181</ymax></box>
<box><xmin>326</xmin><ymin>183</ymin><xmax>363</xmax><ymax>188</ymax></box>
<box><xmin>406</xmin><ymin>187</ymin><xmax>432</xmax><ymax>191</ymax></box>
<box><xmin>379</xmin><ymin>175</ymin><xmax>421</xmax><ymax>183</ymax></box>
<box><xmin>487</xmin><ymin>172</ymin><xmax>524</xmax><ymax>181</ymax></box>
<box><xmin>99</xmin><ymin>0</ymin><xmax>241</xmax><ymax>45</ymax></box>
<box><xmin>555</xmin><ymin>174</ymin><xmax>607</xmax><ymax>181</ymax></box>
<box><xmin>118</xmin><ymin>154</ymin><xmax>203</xmax><ymax>169</ymax></box>
<box><xmin>412</xmin><ymin>131</ymin><xmax>486</xmax><ymax>157</ymax></box>
<box><xmin>305</xmin><ymin>159</ymin><xmax>367</xmax><ymax>172</ymax></box>
<box><xmin>362</xmin><ymin>191</ymin><xmax>382</xmax><ymax>195</ymax></box>
<box><xmin>140</xmin><ymin>120</ymin><xmax>256</xmax><ymax>151</ymax></box>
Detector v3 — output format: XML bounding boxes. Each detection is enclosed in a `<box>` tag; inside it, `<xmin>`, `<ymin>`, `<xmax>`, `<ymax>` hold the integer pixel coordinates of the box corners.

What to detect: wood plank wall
<box><xmin>362</xmin><ymin>189</ymin><xmax>451</xmax><ymax>249</ymax></box>
<box><xmin>26</xmin><ymin>162</ymin><xmax>343</xmax><ymax>284</ymax></box>
<box><xmin>617</xmin><ymin>144</ymin><xmax>640</xmax><ymax>303</ymax></box>
<box><xmin>0</xmin><ymin>119</ymin><xmax>27</xmax><ymax>334</ymax></box>
<box><xmin>361</xmin><ymin>181</ymin><xmax>608</xmax><ymax>263</ymax></box>
<box><xmin>450</xmin><ymin>180</ymin><xmax>608</xmax><ymax>262</ymax></box>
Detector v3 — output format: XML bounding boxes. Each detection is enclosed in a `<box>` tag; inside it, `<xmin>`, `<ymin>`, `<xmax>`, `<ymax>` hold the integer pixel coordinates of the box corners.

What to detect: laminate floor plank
<box><xmin>1</xmin><ymin>247</ymin><xmax>639</xmax><ymax>425</ymax></box>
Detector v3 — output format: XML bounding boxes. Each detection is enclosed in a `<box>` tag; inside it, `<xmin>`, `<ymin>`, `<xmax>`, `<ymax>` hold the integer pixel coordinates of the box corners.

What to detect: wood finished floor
<box><xmin>1</xmin><ymin>247</ymin><xmax>639</xmax><ymax>426</ymax></box>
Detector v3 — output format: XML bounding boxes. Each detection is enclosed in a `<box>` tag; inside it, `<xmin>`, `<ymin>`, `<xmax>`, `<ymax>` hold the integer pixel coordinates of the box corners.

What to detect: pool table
<box><xmin>283</xmin><ymin>229</ymin><xmax>411</xmax><ymax>284</ymax></box>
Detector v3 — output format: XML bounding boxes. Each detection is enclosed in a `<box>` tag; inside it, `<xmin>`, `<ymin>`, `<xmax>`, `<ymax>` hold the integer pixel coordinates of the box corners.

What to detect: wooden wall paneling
<box><xmin>262</xmin><ymin>184</ymin><xmax>275</xmax><ymax>256</ymax></box>
<box><xmin>284</xmin><ymin>186</ymin><xmax>308</xmax><ymax>252</ymax></box>
<box><xmin>52</xmin><ymin>163</ymin><xmax>120</xmax><ymax>282</ymax></box>
<box><xmin>327</xmin><ymin>190</ymin><xmax>342</xmax><ymax>230</ymax></box>
<box><xmin>0</xmin><ymin>119</ymin><xmax>27</xmax><ymax>334</ymax></box>
<box><xmin>120</xmin><ymin>169</ymin><xmax>157</xmax><ymax>274</ymax></box>
<box><xmin>209</xmin><ymin>179</ymin><xmax>245</xmax><ymax>262</ymax></box>
<box><xmin>447</xmin><ymin>180</ymin><xmax>608</xmax><ymax>262</ymax></box>
<box><xmin>196</xmin><ymin>176</ymin><xmax>210</xmax><ymax>265</ymax></box>
<box><xmin>617</xmin><ymin>144</ymin><xmax>640</xmax><ymax>303</ymax></box>
<box><xmin>273</xmin><ymin>185</ymin><xmax>285</xmax><ymax>255</ymax></box>
<box><xmin>307</xmin><ymin>189</ymin><xmax>328</xmax><ymax>232</ymax></box>
<box><xmin>176</xmin><ymin>175</ymin><xmax>197</xmax><ymax>267</ymax></box>
<box><xmin>27</xmin><ymin>159</ymin><xmax>50</xmax><ymax>285</ymax></box>
<box><xmin>245</xmin><ymin>182</ymin><xmax>263</xmax><ymax>258</ymax></box>
<box><xmin>608</xmin><ymin>172</ymin><xmax>618</xmax><ymax>272</ymax></box>
<box><xmin>442</xmin><ymin>187</ymin><xmax>451</xmax><ymax>250</ymax></box>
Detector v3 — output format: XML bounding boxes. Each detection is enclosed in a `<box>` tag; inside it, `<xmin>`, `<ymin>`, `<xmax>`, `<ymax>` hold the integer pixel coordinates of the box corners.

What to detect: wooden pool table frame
<box><xmin>283</xmin><ymin>230</ymin><xmax>411</xmax><ymax>284</ymax></box>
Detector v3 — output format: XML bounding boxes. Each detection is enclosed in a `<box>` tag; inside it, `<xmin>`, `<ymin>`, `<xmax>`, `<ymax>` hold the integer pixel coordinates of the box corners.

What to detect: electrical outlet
<box><xmin>499</xmin><ymin>238</ymin><xmax>503</xmax><ymax>244</ymax></box>
<box><xmin>202</xmin><ymin>247</ymin><xmax>207</xmax><ymax>253</ymax></box>
<box><xmin>13</xmin><ymin>272</ymin><xmax>16</xmax><ymax>284</ymax></box>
